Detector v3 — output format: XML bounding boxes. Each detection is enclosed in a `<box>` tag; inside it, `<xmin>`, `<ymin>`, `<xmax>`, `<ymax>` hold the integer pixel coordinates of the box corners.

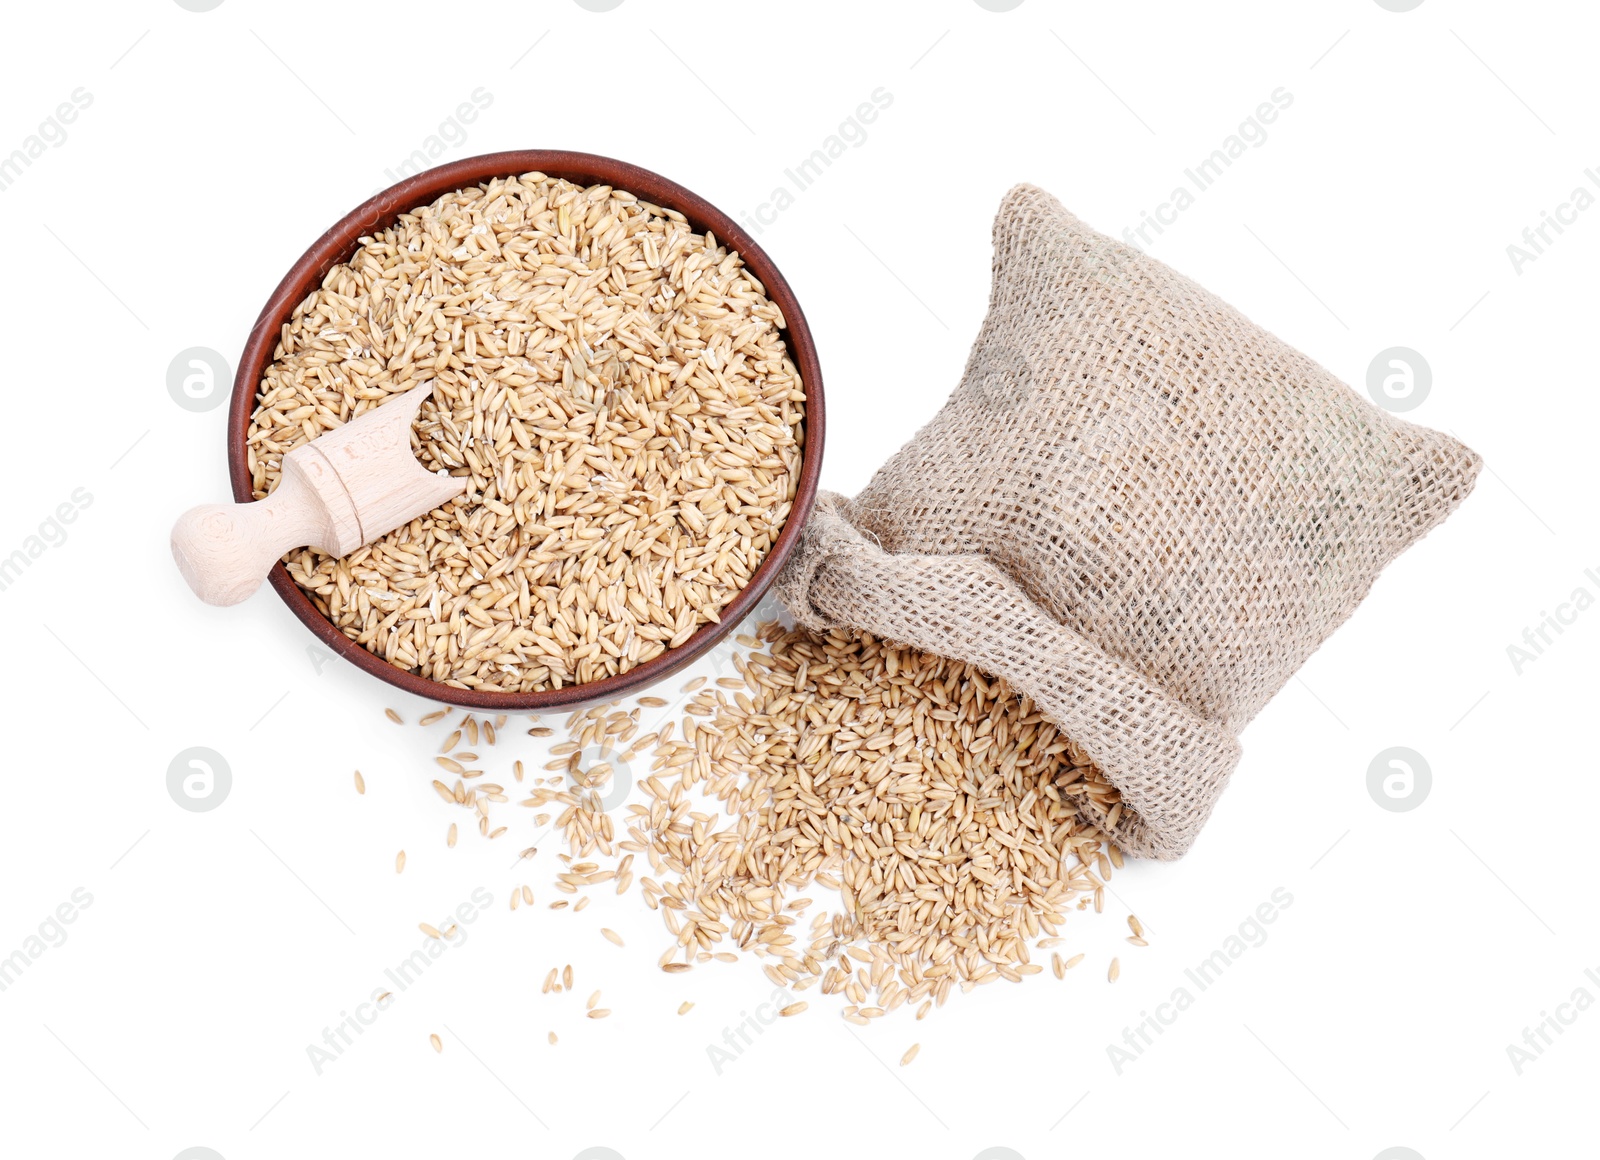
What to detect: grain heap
<box><xmin>566</xmin><ymin>623</ymin><xmax>1128</xmax><ymax>1018</ymax></box>
<box><xmin>246</xmin><ymin>174</ymin><xmax>805</xmax><ymax>692</ymax></box>
<box><xmin>386</xmin><ymin>623</ymin><xmax>1137</xmax><ymax>1023</ymax></box>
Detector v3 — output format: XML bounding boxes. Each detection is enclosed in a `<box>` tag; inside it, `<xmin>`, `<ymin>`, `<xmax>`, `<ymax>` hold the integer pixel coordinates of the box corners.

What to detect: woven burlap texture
<box><xmin>777</xmin><ymin>184</ymin><xmax>1481</xmax><ymax>860</ymax></box>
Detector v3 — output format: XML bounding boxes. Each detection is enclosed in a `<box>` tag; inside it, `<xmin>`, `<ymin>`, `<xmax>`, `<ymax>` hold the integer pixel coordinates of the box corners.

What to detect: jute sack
<box><xmin>776</xmin><ymin>184</ymin><xmax>1480</xmax><ymax>860</ymax></box>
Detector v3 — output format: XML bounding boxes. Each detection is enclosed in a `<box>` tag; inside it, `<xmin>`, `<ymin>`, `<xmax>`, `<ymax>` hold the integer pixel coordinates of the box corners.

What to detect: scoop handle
<box><xmin>171</xmin><ymin>466</ymin><xmax>332</xmax><ymax>607</ymax></box>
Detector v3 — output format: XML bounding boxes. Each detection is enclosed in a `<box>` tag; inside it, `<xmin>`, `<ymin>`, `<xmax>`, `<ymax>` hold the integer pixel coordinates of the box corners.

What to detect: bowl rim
<box><xmin>226</xmin><ymin>149</ymin><xmax>824</xmax><ymax>710</ymax></box>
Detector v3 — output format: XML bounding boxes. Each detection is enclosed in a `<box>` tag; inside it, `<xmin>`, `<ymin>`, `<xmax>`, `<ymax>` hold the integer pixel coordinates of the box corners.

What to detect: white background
<box><xmin>1</xmin><ymin>1</ymin><xmax>1594</xmax><ymax>1158</ymax></box>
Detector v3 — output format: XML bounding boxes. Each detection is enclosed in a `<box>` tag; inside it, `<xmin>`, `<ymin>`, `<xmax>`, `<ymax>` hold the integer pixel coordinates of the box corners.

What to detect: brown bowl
<box><xmin>227</xmin><ymin>150</ymin><xmax>824</xmax><ymax>711</ymax></box>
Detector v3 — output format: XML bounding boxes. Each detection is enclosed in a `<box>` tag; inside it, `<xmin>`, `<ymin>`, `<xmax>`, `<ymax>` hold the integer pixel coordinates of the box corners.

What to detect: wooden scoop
<box><xmin>172</xmin><ymin>383</ymin><xmax>465</xmax><ymax>606</ymax></box>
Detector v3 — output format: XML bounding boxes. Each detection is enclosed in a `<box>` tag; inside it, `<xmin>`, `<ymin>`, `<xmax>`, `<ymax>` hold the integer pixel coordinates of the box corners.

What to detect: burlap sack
<box><xmin>776</xmin><ymin>184</ymin><xmax>1480</xmax><ymax>860</ymax></box>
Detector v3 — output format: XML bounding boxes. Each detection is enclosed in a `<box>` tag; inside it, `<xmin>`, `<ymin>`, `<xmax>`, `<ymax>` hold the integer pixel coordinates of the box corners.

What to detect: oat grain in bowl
<box><xmin>246</xmin><ymin>174</ymin><xmax>805</xmax><ymax>692</ymax></box>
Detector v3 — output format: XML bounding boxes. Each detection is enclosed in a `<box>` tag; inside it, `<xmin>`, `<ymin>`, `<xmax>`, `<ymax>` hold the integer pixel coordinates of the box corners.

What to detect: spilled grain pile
<box><xmin>552</xmin><ymin>623</ymin><xmax>1133</xmax><ymax>1020</ymax></box>
<box><xmin>389</xmin><ymin>620</ymin><xmax>1140</xmax><ymax>1031</ymax></box>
